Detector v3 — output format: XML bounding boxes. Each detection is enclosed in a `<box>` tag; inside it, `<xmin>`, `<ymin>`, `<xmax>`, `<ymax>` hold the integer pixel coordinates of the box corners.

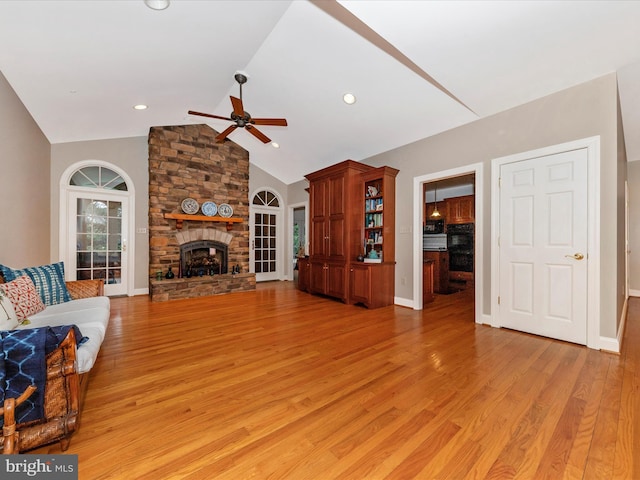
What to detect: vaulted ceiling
<box><xmin>1</xmin><ymin>1</ymin><xmax>640</xmax><ymax>184</ymax></box>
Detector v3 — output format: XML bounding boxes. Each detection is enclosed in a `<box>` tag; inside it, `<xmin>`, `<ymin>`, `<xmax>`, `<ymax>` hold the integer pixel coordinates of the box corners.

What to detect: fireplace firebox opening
<box><xmin>180</xmin><ymin>240</ymin><xmax>228</xmax><ymax>277</ymax></box>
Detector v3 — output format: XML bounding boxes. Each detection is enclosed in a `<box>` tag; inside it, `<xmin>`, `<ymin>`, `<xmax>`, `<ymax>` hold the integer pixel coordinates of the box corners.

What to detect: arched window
<box><xmin>70</xmin><ymin>166</ymin><xmax>128</xmax><ymax>191</ymax></box>
<box><xmin>252</xmin><ymin>190</ymin><xmax>279</xmax><ymax>207</ymax></box>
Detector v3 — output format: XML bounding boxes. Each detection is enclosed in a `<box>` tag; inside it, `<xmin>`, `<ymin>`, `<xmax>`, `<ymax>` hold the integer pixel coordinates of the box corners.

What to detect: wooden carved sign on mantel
<box><xmin>164</xmin><ymin>213</ymin><xmax>242</xmax><ymax>231</ymax></box>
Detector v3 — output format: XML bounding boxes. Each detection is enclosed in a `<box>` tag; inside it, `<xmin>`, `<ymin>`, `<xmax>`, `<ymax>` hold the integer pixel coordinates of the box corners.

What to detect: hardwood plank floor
<box><xmin>31</xmin><ymin>282</ymin><xmax>640</xmax><ymax>479</ymax></box>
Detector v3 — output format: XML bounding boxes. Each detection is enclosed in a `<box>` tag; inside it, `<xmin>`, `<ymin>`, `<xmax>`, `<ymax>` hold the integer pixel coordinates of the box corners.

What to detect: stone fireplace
<box><xmin>148</xmin><ymin>124</ymin><xmax>256</xmax><ymax>301</ymax></box>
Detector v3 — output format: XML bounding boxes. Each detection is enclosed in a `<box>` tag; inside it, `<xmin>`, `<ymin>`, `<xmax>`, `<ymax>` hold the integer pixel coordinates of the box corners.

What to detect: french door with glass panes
<box><xmin>251</xmin><ymin>207</ymin><xmax>280</xmax><ymax>282</ymax></box>
<box><xmin>68</xmin><ymin>191</ymin><xmax>128</xmax><ymax>296</ymax></box>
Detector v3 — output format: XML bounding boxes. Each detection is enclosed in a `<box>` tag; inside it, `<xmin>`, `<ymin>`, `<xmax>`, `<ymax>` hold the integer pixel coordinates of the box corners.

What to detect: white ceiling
<box><xmin>1</xmin><ymin>0</ymin><xmax>640</xmax><ymax>185</ymax></box>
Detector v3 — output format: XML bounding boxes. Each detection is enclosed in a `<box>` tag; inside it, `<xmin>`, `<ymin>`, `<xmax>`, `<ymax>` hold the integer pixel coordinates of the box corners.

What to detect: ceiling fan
<box><xmin>188</xmin><ymin>73</ymin><xmax>288</xmax><ymax>144</ymax></box>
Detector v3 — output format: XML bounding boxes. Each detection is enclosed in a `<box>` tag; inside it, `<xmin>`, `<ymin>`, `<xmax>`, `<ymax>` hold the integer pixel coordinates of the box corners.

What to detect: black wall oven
<box><xmin>447</xmin><ymin>223</ymin><xmax>474</xmax><ymax>272</ymax></box>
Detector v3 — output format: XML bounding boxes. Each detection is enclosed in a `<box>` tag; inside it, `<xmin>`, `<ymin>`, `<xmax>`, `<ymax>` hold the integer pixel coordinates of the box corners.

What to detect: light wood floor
<box><xmin>32</xmin><ymin>282</ymin><xmax>640</xmax><ymax>479</ymax></box>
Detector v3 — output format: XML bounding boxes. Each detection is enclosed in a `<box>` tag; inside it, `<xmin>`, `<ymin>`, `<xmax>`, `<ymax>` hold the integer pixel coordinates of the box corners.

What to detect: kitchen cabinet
<box><xmin>423</xmin><ymin>250</ymin><xmax>449</xmax><ymax>294</ymax></box>
<box><xmin>445</xmin><ymin>195</ymin><xmax>475</xmax><ymax>224</ymax></box>
<box><xmin>423</xmin><ymin>259</ymin><xmax>435</xmax><ymax>304</ymax></box>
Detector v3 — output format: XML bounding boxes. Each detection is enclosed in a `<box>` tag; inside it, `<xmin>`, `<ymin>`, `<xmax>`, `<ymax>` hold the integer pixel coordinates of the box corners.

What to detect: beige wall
<box><xmin>50</xmin><ymin>137</ymin><xmax>149</xmax><ymax>292</ymax></box>
<box><xmin>363</xmin><ymin>73</ymin><xmax>621</xmax><ymax>339</ymax></box>
<box><xmin>0</xmin><ymin>71</ymin><xmax>51</xmax><ymax>267</ymax></box>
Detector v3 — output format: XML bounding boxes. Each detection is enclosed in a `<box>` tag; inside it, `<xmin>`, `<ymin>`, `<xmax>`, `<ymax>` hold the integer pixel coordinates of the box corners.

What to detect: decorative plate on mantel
<box><xmin>181</xmin><ymin>198</ymin><xmax>199</xmax><ymax>215</ymax></box>
<box><xmin>201</xmin><ymin>201</ymin><xmax>218</xmax><ymax>217</ymax></box>
<box><xmin>218</xmin><ymin>203</ymin><xmax>233</xmax><ymax>218</ymax></box>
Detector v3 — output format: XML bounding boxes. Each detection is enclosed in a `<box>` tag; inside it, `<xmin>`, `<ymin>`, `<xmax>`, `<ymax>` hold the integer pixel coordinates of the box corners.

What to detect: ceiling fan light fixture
<box><xmin>271</xmin><ymin>142</ymin><xmax>280</xmax><ymax>149</ymax></box>
<box><xmin>343</xmin><ymin>93</ymin><xmax>356</xmax><ymax>105</ymax></box>
<box><xmin>188</xmin><ymin>73</ymin><xmax>288</xmax><ymax>144</ymax></box>
<box><xmin>144</xmin><ymin>0</ymin><xmax>170</xmax><ymax>10</ymax></box>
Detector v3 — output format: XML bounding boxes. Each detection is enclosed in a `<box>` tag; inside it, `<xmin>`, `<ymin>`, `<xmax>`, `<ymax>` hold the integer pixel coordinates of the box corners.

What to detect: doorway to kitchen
<box><xmin>424</xmin><ymin>174</ymin><xmax>475</xmax><ymax>296</ymax></box>
<box><xmin>413</xmin><ymin>163</ymin><xmax>483</xmax><ymax>325</ymax></box>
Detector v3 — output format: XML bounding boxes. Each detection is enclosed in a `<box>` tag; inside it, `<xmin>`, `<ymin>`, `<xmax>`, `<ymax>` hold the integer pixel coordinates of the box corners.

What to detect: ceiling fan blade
<box><xmin>215</xmin><ymin>125</ymin><xmax>237</xmax><ymax>143</ymax></box>
<box><xmin>246</xmin><ymin>125</ymin><xmax>271</xmax><ymax>144</ymax></box>
<box><xmin>230</xmin><ymin>96</ymin><xmax>244</xmax><ymax>117</ymax></box>
<box><xmin>188</xmin><ymin>110</ymin><xmax>232</xmax><ymax>121</ymax></box>
<box><xmin>251</xmin><ymin>118</ymin><xmax>288</xmax><ymax>126</ymax></box>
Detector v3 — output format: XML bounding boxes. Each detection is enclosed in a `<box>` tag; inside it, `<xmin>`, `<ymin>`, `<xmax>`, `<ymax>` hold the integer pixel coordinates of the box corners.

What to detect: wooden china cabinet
<box><xmin>304</xmin><ymin>160</ymin><xmax>398</xmax><ymax>308</ymax></box>
<box><xmin>306</xmin><ymin>160</ymin><xmax>371</xmax><ymax>302</ymax></box>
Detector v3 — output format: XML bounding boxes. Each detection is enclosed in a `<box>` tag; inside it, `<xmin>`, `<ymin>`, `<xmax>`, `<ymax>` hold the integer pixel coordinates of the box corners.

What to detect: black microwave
<box><xmin>424</xmin><ymin>219</ymin><xmax>444</xmax><ymax>234</ymax></box>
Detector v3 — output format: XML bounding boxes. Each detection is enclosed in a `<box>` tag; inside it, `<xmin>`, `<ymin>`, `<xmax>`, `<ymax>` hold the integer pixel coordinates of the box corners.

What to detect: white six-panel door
<box><xmin>498</xmin><ymin>148</ymin><xmax>588</xmax><ymax>344</ymax></box>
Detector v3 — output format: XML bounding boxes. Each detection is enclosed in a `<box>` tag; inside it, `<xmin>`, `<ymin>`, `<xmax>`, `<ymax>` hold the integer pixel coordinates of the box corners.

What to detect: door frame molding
<box><xmin>412</xmin><ymin>162</ymin><xmax>484</xmax><ymax>327</ymax></box>
<box><xmin>287</xmin><ymin>201</ymin><xmax>309</xmax><ymax>281</ymax></box>
<box><xmin>59</xmin><ymin>160</ymin><xmax>136</xmax><ymax>297</ymax></box>
<box><xmin>249</xmin><ymin>187</ymin><xmax>284</xmax><ymax>281</ymax></box>
<box><xmin>490</xmin><ymin>136</ymin><xmax>600</xmax><ymax>349</ymax></box>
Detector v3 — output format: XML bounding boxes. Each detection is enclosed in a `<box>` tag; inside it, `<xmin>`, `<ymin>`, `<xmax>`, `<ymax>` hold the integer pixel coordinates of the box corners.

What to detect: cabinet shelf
<box><xmin>164</xmin><ymin>213</ymin><xmax>242</xmax><ymax>231</ymax></box>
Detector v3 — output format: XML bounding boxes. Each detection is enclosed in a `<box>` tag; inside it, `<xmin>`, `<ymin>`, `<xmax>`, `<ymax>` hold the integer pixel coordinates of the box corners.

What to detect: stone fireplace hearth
<box><xmin>148</xmin><ymin>124</ymin><xmax>255</xmax><ymax>301</ymax></box>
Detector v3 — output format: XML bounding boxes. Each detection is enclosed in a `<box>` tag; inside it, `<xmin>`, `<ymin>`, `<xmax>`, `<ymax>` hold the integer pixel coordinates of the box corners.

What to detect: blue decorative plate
<box><xmin>201</xmin><ymin>201</ymin><xmax>218</xmax><ymax>217</ymax></box>
<box><xmin>218</xmin><ymin>203</ymin><xmax>233</xmax><ymax>218</ymax></box>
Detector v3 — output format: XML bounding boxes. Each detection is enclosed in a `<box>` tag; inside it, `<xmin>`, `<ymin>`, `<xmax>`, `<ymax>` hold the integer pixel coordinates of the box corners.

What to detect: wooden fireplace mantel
<box><xmin>164</xmin><ymin>213</ymin><xmax>242</xmax><ymax>231</ymax></box>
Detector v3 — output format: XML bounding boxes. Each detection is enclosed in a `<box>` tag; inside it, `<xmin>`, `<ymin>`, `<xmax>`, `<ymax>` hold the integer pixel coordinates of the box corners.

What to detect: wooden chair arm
<box><xmin>1</xmin><ymin>385</ymin><xmax>37</xmax><ymax>454</ymax></box>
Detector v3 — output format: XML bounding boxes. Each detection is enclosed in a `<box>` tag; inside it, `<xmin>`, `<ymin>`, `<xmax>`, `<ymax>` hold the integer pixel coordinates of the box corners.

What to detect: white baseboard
<box><xmin>394</xmin><ymin>296</ymin><xmax>414</xmax><ymax>309</ymax></box>
<box><xmin>480</xmin><ymin>313</ymin><xmax>493</xmax><ymax>326</ymax></box>
<box><xmin>599</xmin><ymin>335</ymin><xmax>620</xmax><ymax>353</ymax></box>
<box><xmin>629</xmin><ymin>289</ymin><xmax>640</xmax><ymax>297</ymax></box>
<box><xmin>597</xmin><ymin>295</ymin><xmax>627</xmax><ymax>353</ymax></box>
<box><xmin>133</xmin><ymin>288</ymin><xmax>149</xmax><ymax>296</ymax></box>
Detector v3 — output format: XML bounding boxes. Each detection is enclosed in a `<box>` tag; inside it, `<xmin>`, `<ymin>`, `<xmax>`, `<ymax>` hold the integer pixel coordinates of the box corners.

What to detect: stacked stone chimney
<box><xmin>148</xmin><ymin>124</ymin><xmax>255</xmax><ymax>301</ymax></box>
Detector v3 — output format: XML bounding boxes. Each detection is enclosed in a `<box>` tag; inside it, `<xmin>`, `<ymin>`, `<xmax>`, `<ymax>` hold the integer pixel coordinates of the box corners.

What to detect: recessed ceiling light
<box><xmin>343</xmin><ymin>93</ymin><xmax>356</xmax><ymax>105</ymax></box>
<box><xmin>144</xmin><ymin>0</ymin><xmax>170</xmax><ymax>10</ymax></box>
<box><xmin>271</xmin><ymin>142</ymin><xmax>280</xmax><ymax>149</ymax></box>
<box><xmin>133</xmin><ymin>104</ymin><xmax>148</xmax><ymax>110</ymax></box>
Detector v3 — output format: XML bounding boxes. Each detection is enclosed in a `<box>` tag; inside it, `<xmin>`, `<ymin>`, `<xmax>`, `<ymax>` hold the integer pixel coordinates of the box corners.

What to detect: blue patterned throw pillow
<box><xmin>0</xmin><ymin>262</ymin><xmax>72</xmax><ymax>306</ymax></box>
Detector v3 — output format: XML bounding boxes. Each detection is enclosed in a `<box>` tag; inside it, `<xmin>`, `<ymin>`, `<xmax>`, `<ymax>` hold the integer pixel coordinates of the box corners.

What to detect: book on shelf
<box><xmin>365</xmin><ymin>198</ymin><xmax>383</xmax><ymax>212</ymax></box>
<box><xmin>365</xmin><ymin>213</ymin><xmax>383</xmax><ymax>228</ymax></box>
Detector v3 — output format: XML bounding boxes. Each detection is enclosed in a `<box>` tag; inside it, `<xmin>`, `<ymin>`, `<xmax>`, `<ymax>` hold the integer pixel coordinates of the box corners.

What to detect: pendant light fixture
<box><xmin>431</xmin><ymin>183</ymin><xmax>441</xmax><ymax>218</ymax></box>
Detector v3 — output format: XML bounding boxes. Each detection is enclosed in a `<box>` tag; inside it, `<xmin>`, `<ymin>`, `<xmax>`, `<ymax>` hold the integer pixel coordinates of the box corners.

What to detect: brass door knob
<box><xmin>565</xmin><ymin>253</ymin><xmax>585</xmax><ymax>260</ymax></box>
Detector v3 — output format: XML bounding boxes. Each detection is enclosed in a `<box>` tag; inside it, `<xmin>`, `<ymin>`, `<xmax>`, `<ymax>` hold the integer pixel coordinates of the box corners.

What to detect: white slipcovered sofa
<box><xmin>0</xmin><ymin>262</ymin><xmax>110</xmax><ymax>452</ymax></box>
<box><xmin>17</xmin><ymin>294</ymin><xmax>110</xmax><ymax>374</ymax></box>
